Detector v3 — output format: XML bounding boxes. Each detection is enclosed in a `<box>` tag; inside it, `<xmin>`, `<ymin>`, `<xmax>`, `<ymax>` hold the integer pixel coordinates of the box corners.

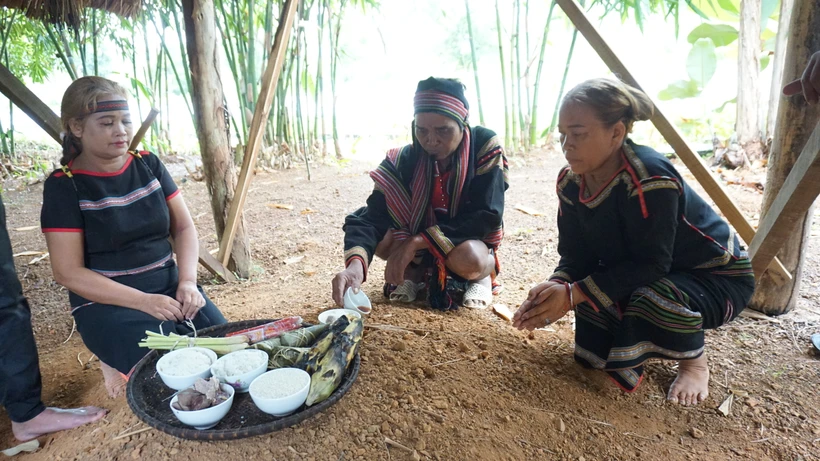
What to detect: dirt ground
<box><xmin>1</xmin><ymin>147</ymin><xmax>819</xmax><ymax>461</ymax></box>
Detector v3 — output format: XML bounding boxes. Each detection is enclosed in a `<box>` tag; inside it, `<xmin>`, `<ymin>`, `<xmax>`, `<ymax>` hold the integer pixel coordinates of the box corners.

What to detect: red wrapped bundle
<box><xmin>226</xmin><ymin>316</ymin><xmax>303</xmax><ymax>344</ymax></box>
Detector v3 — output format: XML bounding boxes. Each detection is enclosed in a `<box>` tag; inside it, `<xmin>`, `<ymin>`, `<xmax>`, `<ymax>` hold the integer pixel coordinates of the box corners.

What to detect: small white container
<box><xmin>155</xmin><ymin>347</ymin><xmax>217</xmax><ymax>391</ymax></box>
<box><xmin>249</xmin><ymin>368</ymin><xmax>311</xmax><ymax>417</ymax></box>
<box><xmin>210</xmin><ymin>349</ymin><xmax>269</xmax><ymax>393</ymax></box>
<box><xmin>317</xmin><ymin>308</ymin><xmax>362</xmax><ymax>325</ymax></box>
<box><xmin>343</xmin><ymin>287</ymin><xmax>372</xmax><ymax>315</ymax></box>
<box><xmin>169</xmin><ymin>383</ymin><xmax>235</xmax><ymax>430</ymax></box>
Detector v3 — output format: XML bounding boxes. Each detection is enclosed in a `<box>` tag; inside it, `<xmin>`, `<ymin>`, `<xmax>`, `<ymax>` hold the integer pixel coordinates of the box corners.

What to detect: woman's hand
<box><xmin>384</xmin><ymin>236</ymin><xmax>425</xmax><ymax>286</ymax></box>
<box><xmin>784</xmin><ymin>50</ymin><xmax>820</xmax><ymax>104</ymax></box>
<box><xmin>176</xmin><ymin>280</ymin><xmax>206</xmax><ymax>320</ymax></box>
<box><xmin>137</xmin><ymin>293</ymin><xmax>185</xmax><ymax>322</ymax></box>
<box><xmin>513</xmin><ymin>281</ymin><xmax>571</xmax><ymax>331</ymax></box>
<box><xmin>332</xmin><ymin>260</ymin><xmax>365</xmax><ymax>307</ymax></box>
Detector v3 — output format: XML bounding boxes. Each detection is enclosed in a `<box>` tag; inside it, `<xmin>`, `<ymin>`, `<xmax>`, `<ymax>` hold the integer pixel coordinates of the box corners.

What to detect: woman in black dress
<box><xmin>41</xmin><ymin>77</ymin><xmax>227</xmax><ymax>397</ymax></box>
<box><xmin>514</xmin><ymin>78</ymin><xmax>754</xmax><ymax>406</ymax></box>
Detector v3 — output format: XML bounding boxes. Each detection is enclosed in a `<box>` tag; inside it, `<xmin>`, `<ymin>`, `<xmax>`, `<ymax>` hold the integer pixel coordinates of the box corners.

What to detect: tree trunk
<box><xmin>182</xmin><ymin>0</ymin><xmax>252</xmax><ymax>277</ymax></box>
<box><xmin>464</xmin><ymin>0</ymin><xmax>485</xmax><ymax>126</ymax></box>
<box><xmin>736</xmin><ymin>0</ymin><xmax>764</xmax><ymax>159</ymax></box>
<box><xmin>766</xmin><ymin>0</ymin><xmax>795</xmax><ymax>140</ymax></box>
<box><xmin>494</xmin><ymin>0</ymin><xmax>510</xmax><ymax>149</ymax></box>
<box><xmin>509</xmin><ymin>0</ymin><xmax>518</xmax><ymax>152</ymax></box>
<box><xmin>749</xmin><ymin>0</ymin><xmax>820</xmax><ymax>315</ymax></box>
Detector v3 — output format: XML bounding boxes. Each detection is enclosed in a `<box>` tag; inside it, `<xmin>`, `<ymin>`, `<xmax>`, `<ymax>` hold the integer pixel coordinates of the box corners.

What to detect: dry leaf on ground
<box><xmin>514</xmin><ymin>204</ymin><xmax>546</xmax><ymax>216</ymax></box>
<box><xmin>266</xmin><ymin>203</ymin><xmax>294</xmax><ymax>210</ymax></box>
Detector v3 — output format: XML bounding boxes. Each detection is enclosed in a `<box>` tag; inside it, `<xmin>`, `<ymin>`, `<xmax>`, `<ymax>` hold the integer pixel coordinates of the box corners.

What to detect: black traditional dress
<box><xmin>343</xmin><ymin>126</ymin><xmax>509</xmax><ymax>310</ymax></box>
<box><xmin>41</xmin><ymin>151</ymin><xmax>226</xmax><ymax>375</ymax></box>
<box><xmin>549</xmin><ymin>140</ymin><xmax>755</xmax><ymax>391</ymax></box>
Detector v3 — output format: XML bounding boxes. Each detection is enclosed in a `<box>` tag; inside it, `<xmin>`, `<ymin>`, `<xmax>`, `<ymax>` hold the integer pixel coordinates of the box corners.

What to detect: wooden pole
<box><xmin>217</xmin><ymin>0</ymin><xmax>299</xmax><ymax>267</ymax></box>
<box><xmin>553</xmin><ymin>0</ymin><xmax>792</xmax><ymax>285</ymax></box>
<box><xmin>749</xmin><ymin>121</ymin><xmax>820</xmax><ymax>275</ymax></box>
<box><xmin>128</xmin><ymin>108</ymin><xmax>159</xmax><ymax>151</ymax></box>
<box><xmin>0</xmin><ymin>63</ymin><xmax>61</xmax><ymax>144</ymax></box>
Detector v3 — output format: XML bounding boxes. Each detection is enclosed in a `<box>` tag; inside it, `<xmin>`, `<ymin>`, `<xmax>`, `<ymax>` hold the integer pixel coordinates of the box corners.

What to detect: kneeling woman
<box><xmin>41</xmin><ymin>77</ymin><xmax>227</xmax><ymax>397</ymax></box>
<box><xmin>514</xmin><ymin>78</ymin><xmax>754</xmax><ymax>405</ymax></box>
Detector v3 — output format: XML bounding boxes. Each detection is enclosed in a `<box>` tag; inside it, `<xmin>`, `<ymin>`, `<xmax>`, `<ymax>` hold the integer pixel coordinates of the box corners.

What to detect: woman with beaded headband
<box><xmin>513</xmin><ymin>78</ymin><xmax>755</xmax><ymax>405</ymax></box>
<box><xmin>40</xmin><ymin>77</ymin><xmax>227</xmax><ymax>397</ymax></box>
<box><xmin>332</xmin><ymin>77</ymin><xmax>509</xmax><ymax>311</ymax></box>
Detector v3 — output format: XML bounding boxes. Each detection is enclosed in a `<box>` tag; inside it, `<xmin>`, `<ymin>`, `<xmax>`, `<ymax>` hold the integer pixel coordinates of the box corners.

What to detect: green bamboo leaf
<box><xmin>687</xmin><ymin>23</ymin><xmax>737</xmax><ymax>47</ymax></box>
<box><xmin>683</xmin><ymin>0</ymin><xmax>710</xmax><ymax>20</ymax></box>
<box><xmin>715</xmin><ymin>97</ymin><xmax>736</xmax><ymax>113</ymax></box>
<box><xmin>658</xmin><ymin>80</ymin><xmax>701</xmax><ymax>100</ymax></box>
<box><xmin>760</xmin><ymin>54</ymin><xmax>771</xmax><ymax>71</ymax></box>
<box><xmin>686</xmin><ymin>39</ymin><xmax>717</xmax><ymax>87</ymax></box>
<box><xmin>716</xmin><ymin>0</ymin><xmax>738</xmax><ymax>15</ymax></box>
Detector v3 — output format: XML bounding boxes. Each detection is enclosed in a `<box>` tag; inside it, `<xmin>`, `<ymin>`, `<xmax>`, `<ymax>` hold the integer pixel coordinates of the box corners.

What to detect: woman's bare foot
<box><xmin>100</xmin><ymin>361</ymin><xmax>127</xmax><ymax>398</ymax></box>
<box><xmin>668</xmin><ymin>354</ymin><xmax>710</xmax><ymax>406</ymax></box>
<box><xmin>11</xmin><ymin>406</ymin><xmax>107</xmax><ymax>441</ymax></box>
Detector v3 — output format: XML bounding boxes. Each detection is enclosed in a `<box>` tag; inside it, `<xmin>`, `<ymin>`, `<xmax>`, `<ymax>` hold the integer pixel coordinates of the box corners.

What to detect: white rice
<box><xmin>212</xmin><ymin>350</ymin><xmax>266</xmax><ymax>377</ymax></box>
<box><xmin>158</xmin><ymin>349</ymin><xmax>213</xmax><ymax>376</ymax></box>
<box><xmin>252</xmin><ymin>369</ymin><xmax>309</xmax><ymax>399</ymax></box>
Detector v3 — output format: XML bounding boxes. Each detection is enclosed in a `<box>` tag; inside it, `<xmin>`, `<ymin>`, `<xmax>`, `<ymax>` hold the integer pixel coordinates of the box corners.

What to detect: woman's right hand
<box><xmin>513</xmin><ymin>280</ymin><xmax>562</xmax><ymax>324</ymax></box>
<box><xmin>332</xmin><ymin>260</ymin><xmax>365</xmax><ymax>307</ymax></box>
<box><xmin>137</xmin><ymin>293</ymin><xmax>185</xmax><ymax>321</ymax></box>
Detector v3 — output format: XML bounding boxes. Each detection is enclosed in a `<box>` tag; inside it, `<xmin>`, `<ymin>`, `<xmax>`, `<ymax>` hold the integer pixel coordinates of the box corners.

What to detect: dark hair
<box><xmin>561</xmin><ymin>78</ymin><xmax>654</xmax><ymax>134</ymax></box>
<box><xmin>60</xmin><ymin>76</ymin><xmax>130</xmax><ymax>165</ymax></box>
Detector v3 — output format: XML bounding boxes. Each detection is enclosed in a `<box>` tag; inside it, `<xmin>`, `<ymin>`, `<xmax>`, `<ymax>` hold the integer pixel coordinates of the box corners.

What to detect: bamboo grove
<box><xmin>0</xmin><ymin>0</ymin><xmax>775</xmax><ymax>161</ymax></box>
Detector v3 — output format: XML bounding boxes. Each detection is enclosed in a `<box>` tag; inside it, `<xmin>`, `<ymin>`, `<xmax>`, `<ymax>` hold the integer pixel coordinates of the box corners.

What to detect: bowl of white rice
<box><xmin>249</xmin><ymin>368</ymin><xmax>311</xmax><ymax>417</ymax></box>
<box><xmin>156</xmin><ymin>347</ymin><xmax>218</xmax><ymax>391</ymax></box>
<box><xmin>210</xmin><ymin>349</ymin><xmax>269</xmax><ymax>393</ymax></box>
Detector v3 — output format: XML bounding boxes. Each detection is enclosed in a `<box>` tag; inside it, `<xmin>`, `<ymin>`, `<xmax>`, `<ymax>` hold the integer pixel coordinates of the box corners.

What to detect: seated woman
<box><xmin>331</xmin><ymin>77</ymin><xmax>508</xmax><ymax>311</ymax></box>
<box><xmin>41</xmin><ymin>77</ymin><xmax>227</xmax><ymax>397</ymax></box>
<box><xmin>514</xmin><ymin>78</ymin><xmax>755</xmax><ymax>406</ymax></box>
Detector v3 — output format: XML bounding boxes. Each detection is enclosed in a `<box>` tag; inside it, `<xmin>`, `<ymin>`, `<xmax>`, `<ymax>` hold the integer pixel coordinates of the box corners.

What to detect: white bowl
<box><xmin>210</xmin><ymin>349</ymin><xmax>269</xmax><ymax>393</ymax></box>
<box><xmin>318</xmin><ymin>308</ymin><xmax>362</xmax><ymax>325</ymax></box>
<box><xmin>343</xmin><ymin>287</ymin><xmax>372</xmax><ymax>315</ymax></box>
<box><xmin>249</xmin><ymin>368</ymin><xmax>311</xmax><ymax>417</ymax></box>
<box><xmin>170</xmin><ymin>383</ymin><xmax>235</xmax><ymax>430</ymax></box>
<box><xmin>156</xmin><ymin>347</ymin><xmax>218</xmax><ymax>391</ymax></box>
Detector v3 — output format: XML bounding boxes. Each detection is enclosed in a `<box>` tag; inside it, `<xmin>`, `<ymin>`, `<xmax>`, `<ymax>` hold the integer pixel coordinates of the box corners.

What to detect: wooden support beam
<box><xmin>218</xmin><ymin>0</ymin><xmax>298</xmax><ymax>267</ymax></box>
<box><xmin>749</xmin><ymin>120</ymin><xmax>820</xmax><ymax>275</ymax></box>
<box><xmin>0</xmin><ymin>63</ymin><xmax>62</xmax><ymax>144</ymax></box>
<box><xmin>198</xmin><ymin>246</ymin><xmax>237</xmax><ymax>282</ymax></box>
<box><xmin>129</xmin><ymin>108</ymin><xmax>159</xmax><ymax>151</ymax></box>
<box><xmin>554</xmin><ymin>0</ymin><xmax>792</xmax><ymax>285</ymax></box>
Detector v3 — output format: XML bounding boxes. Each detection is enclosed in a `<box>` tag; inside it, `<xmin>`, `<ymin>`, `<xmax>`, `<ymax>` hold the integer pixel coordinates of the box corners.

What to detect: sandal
<box><xmin>462</xmin><ymin>282</ymin><xmax>493</xmax><ymax>309</ymax></box>
<box><xmin>389</xmin><ymin>280</ymin><xmax>421</xmax><ymax>303</ymax></box>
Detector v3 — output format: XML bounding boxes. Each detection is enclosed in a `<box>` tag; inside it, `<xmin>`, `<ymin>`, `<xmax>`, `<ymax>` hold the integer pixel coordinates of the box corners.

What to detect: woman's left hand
<box><xmin>512</xmin><ymin>283</ymin><xmax>571</xmax><ymax>331</ymax></box>
<box><xmin>176</xmin><ymin>281</ymin><xmax>206</xmax><ymax>320</ymax></box>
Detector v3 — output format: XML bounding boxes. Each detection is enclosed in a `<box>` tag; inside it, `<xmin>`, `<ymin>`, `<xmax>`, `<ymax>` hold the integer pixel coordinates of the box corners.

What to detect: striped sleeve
<box><xmin>41</xmin><ymin>174</ymin><xmax>83</xmax><ymax>233</ymax></box>
<box><xmin>141</xmin><ymin>152</ymin><xmax>179</xmax><ymax>200</ymax></box>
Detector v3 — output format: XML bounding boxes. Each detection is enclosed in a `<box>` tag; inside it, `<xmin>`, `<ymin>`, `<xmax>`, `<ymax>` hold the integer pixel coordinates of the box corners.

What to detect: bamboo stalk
<box><xmin>548</xmin><ymin>4</ymin><xmax>580</xmax><ymax>138</ymax></box>
<box><xmin>530</xmin><ymin>0</ymin><xmax>556</xmax><ymax>146</ymax></box>
<box><xmin>509</xmin><ymin>0</ymin><xmax>518</xmax><ymax>151</ymax></box>
<box><xmin>464</xmin><ymin>0</ymin><xmax>485</xmax><ymax>126</ymax></box>
<box><xmin>494</xmin><ymin>0</ymin><xmax>510</xmax><ymax>149</ymax></box>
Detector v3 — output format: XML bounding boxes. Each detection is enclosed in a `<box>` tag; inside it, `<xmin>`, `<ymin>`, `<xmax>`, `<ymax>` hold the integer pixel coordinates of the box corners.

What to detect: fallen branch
<box><xmin>112</xmin><ymin>426</ymin><xmax>152</xmax><ymax>441</ymax></box>
<box><xmin>384</xmin><ymin>437</ymin><xmax>414</xmax><ymax>453</ymax></box>
<box><xmin>415</xmin><ymin>406</ymin><xmax>445</xmax><ymax>423</ymax></box>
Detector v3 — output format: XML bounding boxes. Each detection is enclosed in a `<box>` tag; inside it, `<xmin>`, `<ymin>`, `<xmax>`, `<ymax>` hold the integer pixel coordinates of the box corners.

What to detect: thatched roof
<box><xmin>0</xmin><ymin>0</ymin><xmax>141</xmax><ymax>28</ymax></box>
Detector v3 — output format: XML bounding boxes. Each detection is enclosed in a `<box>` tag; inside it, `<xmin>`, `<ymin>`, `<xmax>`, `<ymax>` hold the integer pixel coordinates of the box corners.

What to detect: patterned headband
<box><xmin>91</xmin><ymin>99</ymin><xmax>129</xmax><ymax>113</ymax></box>
<box><xmin>413</xmin><ymin>90</ymin><xmax>469</xmax><ymax>126</ymax></box>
